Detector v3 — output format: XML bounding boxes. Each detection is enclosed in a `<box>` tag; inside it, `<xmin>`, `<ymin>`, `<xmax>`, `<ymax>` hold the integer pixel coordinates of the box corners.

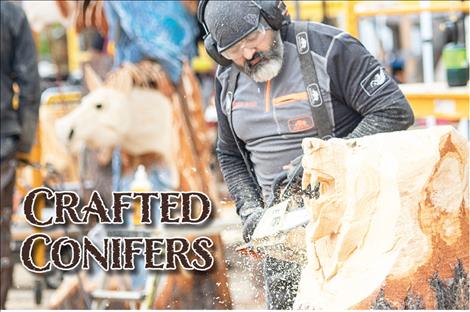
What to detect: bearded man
<box><xmin>198</xmin><ymin>1</ymin><xmax>414</xmax><ymax>309</ymax></box>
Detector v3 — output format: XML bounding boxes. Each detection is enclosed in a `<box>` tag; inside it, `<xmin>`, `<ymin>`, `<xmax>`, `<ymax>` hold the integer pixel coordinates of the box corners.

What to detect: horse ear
<box><xmin>84</xmin><ymin>64</ymin><xmax>103</xmax><ymax>91</ymax></box>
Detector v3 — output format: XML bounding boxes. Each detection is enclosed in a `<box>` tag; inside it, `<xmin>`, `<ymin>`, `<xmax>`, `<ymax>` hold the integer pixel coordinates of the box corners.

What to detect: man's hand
<box><xmin>242</xmin><ymin>209</ymin><xmax>264</xmax><ymax>243</ymax></box>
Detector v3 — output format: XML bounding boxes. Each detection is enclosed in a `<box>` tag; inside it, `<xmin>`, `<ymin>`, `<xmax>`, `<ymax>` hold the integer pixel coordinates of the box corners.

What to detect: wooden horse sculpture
<box><xmin>54</xmin><ymin>61</ymin><xmax>231</xmax><ymax>309</ymax></box>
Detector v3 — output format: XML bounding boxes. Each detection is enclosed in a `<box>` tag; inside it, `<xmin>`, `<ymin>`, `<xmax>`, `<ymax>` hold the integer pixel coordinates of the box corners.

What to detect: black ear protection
<box><xmin>197</xmin><ymin>0</ymin><xmax>288</xmax><ymax>66</ymax></box>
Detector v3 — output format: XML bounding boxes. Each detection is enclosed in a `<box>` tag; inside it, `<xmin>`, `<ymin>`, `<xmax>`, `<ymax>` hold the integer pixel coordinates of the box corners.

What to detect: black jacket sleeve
<box><xmin>13</xmin><ymin>6</ymin><xmax>40</xmax><ymax>153</ymax></box>
<box><xmin>328</xmin><ymin>33</ymin><xmax>414</xmax><ymax>139</ymax></box>
<box><xmin>214</xmin><ymin>77</ymin><xmax>264</xmax><ymax>221</ymax></box>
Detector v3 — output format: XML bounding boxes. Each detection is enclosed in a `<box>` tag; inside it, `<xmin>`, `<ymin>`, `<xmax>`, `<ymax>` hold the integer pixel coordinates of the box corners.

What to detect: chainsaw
<box><xmin>237</xmin><ymin>158</ymin><xmax>319</xmax><ymax>264</ymax></box>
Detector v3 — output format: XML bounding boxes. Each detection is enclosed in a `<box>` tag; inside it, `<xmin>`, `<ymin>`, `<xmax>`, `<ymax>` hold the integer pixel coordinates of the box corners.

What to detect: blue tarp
<box><xmin>104</xmin><ymin>1</ymin><xmax>199</xmax><ymax>83</ymax></box>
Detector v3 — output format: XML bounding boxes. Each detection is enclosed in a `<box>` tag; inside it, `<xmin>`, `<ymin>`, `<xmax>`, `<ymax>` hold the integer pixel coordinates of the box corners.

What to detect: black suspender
<box><xmin>295</xmin><ymin>22</ymin><xmax>333</xmax><ymax>140</ymax></box>
<box><xmin>225</xmin><ymin>67</ymin><xmax>239</xmax><ymax>119</ymax></box>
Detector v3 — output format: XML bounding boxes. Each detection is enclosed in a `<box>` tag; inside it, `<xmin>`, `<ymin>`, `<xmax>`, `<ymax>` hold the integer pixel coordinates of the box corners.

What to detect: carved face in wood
<box><xmin>296</xmin><ymin>128</ymin><xmax>469</xmax><ymax>310</ymax></box>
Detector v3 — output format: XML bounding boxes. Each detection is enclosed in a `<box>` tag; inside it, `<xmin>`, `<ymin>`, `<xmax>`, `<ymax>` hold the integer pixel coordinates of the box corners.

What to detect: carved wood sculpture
<box><xmin>295</xmin><ymin>126</ymin><xmax>468</xmax><ymax>309</ymax></box>
<box><xmin>52</xmin><ymin>62</ymin><xmax>231</xmax><ymax>309</ymax></box>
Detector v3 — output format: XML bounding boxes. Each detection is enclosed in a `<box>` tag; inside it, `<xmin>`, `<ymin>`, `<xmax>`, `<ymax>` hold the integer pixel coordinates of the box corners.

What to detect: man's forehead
<box><xmin>205</xmin><ymin>0</ymin><xmax>261</xmax><ymax>52</ymax></box>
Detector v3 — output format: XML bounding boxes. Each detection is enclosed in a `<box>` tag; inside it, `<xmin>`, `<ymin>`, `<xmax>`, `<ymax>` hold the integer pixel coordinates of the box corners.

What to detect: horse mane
<box><xmin>104</xmin><ymin>60</ymin><xmax>175</xmax><ymax>97</ymax></box>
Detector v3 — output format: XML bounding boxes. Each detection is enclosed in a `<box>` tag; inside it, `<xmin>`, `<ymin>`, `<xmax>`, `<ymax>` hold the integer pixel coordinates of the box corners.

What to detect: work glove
<box><xmin>241</xmin><ymin>208</ymin><xmax>264</xmax><ymax>243</ymax></box>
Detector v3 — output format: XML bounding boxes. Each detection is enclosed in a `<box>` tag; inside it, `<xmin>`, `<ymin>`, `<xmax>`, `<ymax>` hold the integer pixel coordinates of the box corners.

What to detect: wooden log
<box><xmin>295</xmin><ymin>126</ymin><xmax>469</xmax><ymax>309</ymax></box>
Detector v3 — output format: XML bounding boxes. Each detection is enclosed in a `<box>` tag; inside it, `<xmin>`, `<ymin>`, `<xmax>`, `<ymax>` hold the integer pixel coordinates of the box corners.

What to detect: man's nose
<box><xmin>242</xmin><ymin>47</ymin><xmax>257</xmax><ymax>60</ymax></box>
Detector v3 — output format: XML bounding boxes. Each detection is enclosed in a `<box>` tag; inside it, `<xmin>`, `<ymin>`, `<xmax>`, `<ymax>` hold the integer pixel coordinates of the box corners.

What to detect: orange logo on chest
<box><xmin>288</xmin><ymin>116</ymin><xmax>314</xmax><ymax>133</ymax></box>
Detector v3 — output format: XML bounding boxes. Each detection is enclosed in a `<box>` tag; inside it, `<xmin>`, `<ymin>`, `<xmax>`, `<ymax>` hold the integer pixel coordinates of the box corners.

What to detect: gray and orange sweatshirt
<box><xmin>215</xmin><ymin>21</ymin><xmax>414</xmax><ymax>221</ymax></box>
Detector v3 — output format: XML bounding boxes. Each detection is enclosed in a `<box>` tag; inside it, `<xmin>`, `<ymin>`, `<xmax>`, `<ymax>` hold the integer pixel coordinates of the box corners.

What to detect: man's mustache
<box><xmin>245</xmin><ymin>52</ymin><xmax>266</xmax><ymax>68</ymax></box>
<box><xmin>249</xmin><ymin>52</ymin><xmax>264</xmax><ymax>61</ymax></box>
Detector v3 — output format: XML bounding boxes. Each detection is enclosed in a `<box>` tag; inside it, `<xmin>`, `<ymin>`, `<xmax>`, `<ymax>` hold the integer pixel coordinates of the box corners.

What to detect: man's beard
<box><xmin>235</xmin><ymin>31</ymin><xmax>284</xmax><ymax>83</ymax></box>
